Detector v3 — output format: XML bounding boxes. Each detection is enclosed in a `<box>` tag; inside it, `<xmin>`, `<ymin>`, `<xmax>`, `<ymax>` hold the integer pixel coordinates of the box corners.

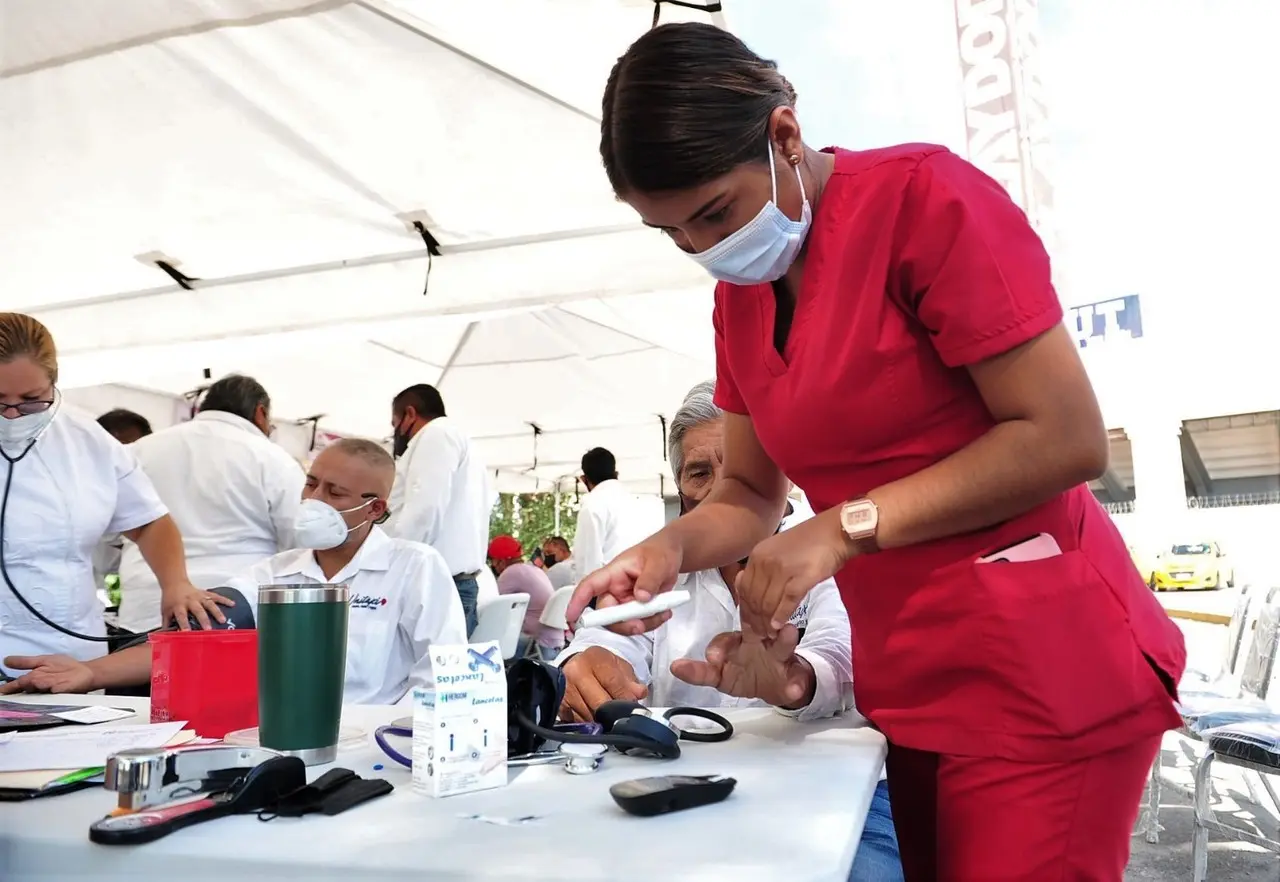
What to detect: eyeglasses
<box><xmin>0</xmin><ymin>399</ymin><xmax>54</xmax><ymax>417</ymax></box>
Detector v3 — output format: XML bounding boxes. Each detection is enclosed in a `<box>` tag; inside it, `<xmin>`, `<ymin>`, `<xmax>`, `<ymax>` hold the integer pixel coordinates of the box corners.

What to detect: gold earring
<box><xmin>789</xmin><ymin>154</ymin><xmax>801</xmax><ymax>165</ymax></box>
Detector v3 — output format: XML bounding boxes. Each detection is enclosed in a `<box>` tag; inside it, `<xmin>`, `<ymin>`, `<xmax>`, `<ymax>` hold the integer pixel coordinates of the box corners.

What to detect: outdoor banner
<box><xmin>954</xmin><ymin>0</ymin><xmax>1056</xmax><ymax>254</ymax></box>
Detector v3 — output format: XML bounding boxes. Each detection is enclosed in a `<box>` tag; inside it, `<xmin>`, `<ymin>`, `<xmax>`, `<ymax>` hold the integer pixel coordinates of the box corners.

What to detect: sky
<box><xmin>724</xmin><ymin>0</ymin><xmax>1280</xmax><ymax>337</ymax></box>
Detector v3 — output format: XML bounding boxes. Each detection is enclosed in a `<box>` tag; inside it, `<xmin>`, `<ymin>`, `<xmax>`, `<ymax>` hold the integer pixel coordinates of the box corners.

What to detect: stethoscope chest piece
<box><xmin>560</xmin><ymin>743</ymin><xmax>607</xmax><ymax>775</ymax></box>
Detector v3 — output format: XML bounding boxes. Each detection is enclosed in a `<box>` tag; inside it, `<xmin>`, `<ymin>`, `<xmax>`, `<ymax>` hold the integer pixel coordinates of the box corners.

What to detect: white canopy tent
<box><xmin>1</xmin><ymin>0</ymin><xmax>730</xmax><ymax>494</ymax></box>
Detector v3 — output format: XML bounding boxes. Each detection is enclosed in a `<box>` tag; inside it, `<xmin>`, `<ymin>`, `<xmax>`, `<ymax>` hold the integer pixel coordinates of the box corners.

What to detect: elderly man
<box><xmin>3</xmin><ymin>439</ymin><xmax>466</xmax><ymax>706</ymax></box>
<box><xmin>116</xmin><ymin>374</ymin><xmax>304</xmax><ymax>632</ymax></box>
<box><xmin>557</xmin><ymin>380</ymin><xmax>901</xmax><ymax>882</ymax></box>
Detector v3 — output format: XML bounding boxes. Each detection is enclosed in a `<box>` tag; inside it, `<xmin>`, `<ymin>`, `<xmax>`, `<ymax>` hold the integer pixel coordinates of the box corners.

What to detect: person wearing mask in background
<box><xmin>572</xmin><ymin>25</ymin><xmax>1185</xmax><ymax>881</ymax></box>
<box><xmin>116</xmin><ymin>374</ymin><xmax>305</xmax><ymax>634</ymax></box>
<box><xmin>0</xmin><ymin>313</ymin><xmax>228</xmax><ymax>682</ymax></box>
<box><xmin>3</xmin><ymin>439</ymin><xmax>466</xmax><ymax>705</ymax></box>
<box><xmin>560</xmin><ymin>381</ymin><xmax>900</xmax><ymax>881</ymax></box>
<box><xmin>93</xmin><ymin>409</ymin><xmax>155</xmax><ymax>610</ymax></box>
<box><xmin>571</xmin><ymin>447</ymin><xmax>648</xmax><ymax>581</ymax></box>
<box><xmin>385</xmin><ymin>384</ymin><xmax>492</xmax><ymax>636</ymax></box>
<box><xmin>487</xmin><ymin>535</ymin><xmax>564</xmax><ymax>661</ymax></box>
<box><xmin>541</xmin><ymin>535</ymin><xmax>576</xmax><ymax>589</ymax></box>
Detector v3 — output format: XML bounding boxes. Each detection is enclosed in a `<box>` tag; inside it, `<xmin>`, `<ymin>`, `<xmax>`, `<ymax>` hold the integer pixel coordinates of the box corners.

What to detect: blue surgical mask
<box><xmin>689</xmin><ymin>147</ymin><xmax>811</xmax><ymax>285</ymax></box>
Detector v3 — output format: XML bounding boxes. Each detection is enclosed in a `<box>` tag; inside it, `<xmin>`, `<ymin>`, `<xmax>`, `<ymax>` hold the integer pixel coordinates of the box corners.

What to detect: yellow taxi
<box><xmin>1128</xmin><ymin>545</ymin><xmax>1155</xmax><ymax>585</ymax></box>
<box><xmin>1149</xmin><ymin>542</ymin><xmax>1234</xmax><ymax>591</ymax></box>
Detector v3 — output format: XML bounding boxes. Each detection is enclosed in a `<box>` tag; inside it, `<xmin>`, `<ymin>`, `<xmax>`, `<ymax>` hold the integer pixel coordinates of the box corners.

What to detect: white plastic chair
<box><xmin>471</xmin><ymin>593</ymin><xmax>529</xmax><ymax>660</ymax></box>
<box><xmin>539</xmin><ymin>585</ymin><xmax>576</xmax><ymax>631</ymax></box>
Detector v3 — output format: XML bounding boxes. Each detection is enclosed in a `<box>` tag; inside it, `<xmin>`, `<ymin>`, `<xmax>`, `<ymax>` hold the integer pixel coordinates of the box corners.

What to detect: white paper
<box><xmin>0</xmin><ymin>732</ymin><xmax>13</xmax><ymax>745</ymax></box>
<box><xmin>0</xmin><ymin>722</ymin><xmax>186</xmax><ymax>773</ymax></box>
<box><xmin>50</xmin><ymin>706</ymin><xmax>135</xmax><ymax>724</ymax></box>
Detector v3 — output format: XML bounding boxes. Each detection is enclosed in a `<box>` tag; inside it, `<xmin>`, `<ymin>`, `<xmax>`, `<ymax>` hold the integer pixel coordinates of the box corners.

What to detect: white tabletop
<box><xmin>0</xmin><ymin>694</ymin><xmax>886</xmax><ymax>882</ymax></box>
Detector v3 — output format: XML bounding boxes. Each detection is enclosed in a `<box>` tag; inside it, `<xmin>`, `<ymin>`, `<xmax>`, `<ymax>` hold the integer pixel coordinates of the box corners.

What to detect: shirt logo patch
<box><xmin>350</xmin><ymin>594</ymin><xmax>388</xmax><ymax>610</ymax></box>
<box><xmin>788</xmin><ymin>597</ymin><xmax>810</xmax><ymax>630</ymax></box>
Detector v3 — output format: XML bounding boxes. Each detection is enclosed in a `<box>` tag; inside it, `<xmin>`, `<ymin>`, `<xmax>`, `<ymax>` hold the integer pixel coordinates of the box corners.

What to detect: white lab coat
<box><xmin>0</xmin><ymin>410</ymin><xmax>167</xmax><ymax>676</ymax></box>
<box><xmin>571</xmin><ymin>479</ymin><xmax>651</xmax><ymax>579</ymax></box>
<box><xmin>117</xmin><ymin>411</ymin><xmax>305</xmax><ymax>632</ymax></box>
<box><xmin>384</xmin><ymin>417</ymin><xmax>493</xmax><ymax>577</ymax></box>
<box><xmin>229</xmin><ymin>527</ymin><xmax>467</xmax><ymax>705</ymax></box>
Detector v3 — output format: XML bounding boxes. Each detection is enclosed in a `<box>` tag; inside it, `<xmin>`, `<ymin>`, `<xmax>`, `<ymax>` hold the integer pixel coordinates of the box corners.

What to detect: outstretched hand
<box><xmin>670</xmin><ymin>624</ymin><xmax>816</xmax><ymax>710</ymax></box>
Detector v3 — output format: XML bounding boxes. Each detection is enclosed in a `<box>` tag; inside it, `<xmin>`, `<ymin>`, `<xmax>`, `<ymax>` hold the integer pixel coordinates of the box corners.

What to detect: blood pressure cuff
<box><xmin>261</xmin><ymin>768</ymin><xmax>393</xmax><ymax>819</ymax></box>
<box><xmin>506</xmin><ymin>657</ymin><xmax>565</xmax><ymax>757</ymax></box>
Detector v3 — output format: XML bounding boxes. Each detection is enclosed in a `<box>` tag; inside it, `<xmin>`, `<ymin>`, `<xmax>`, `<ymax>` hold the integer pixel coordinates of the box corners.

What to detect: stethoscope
<box><xmin>0</xmin><ymin>396</ymin><xmax>113</xmax><ymax>644</ymax></box>
<box><xmin>374</xmin><ymin>718</ymin><xmax>612</xmax><ymax>776</ymax></box>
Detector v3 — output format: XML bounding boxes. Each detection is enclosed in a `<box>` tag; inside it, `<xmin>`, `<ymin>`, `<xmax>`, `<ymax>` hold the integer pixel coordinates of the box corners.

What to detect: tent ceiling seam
<box><xmin>0</xmin><ymin>0</ymin><xmax>349</xmax><ymax>79</ymax></box>
<box><xmin>20</xmin><ymin>222</ymin><xmax>646</xmax><ymax>316</ymax></box>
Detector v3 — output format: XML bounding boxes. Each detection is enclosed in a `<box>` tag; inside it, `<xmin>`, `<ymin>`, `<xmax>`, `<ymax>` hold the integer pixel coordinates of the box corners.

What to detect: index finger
<box><xmin>187</xmin><ymin>602</ymin><xmax>213</xmax><ymax>631</ymax></box>
<box><xmin>566</xmin><ymin>568</ymin><xmax>617</xmax><ymax>624</ymax></box>
<box><xmin>205</xmin><ymin>599</ymin><xmax>228</xmax><ymax>625</ymax></box>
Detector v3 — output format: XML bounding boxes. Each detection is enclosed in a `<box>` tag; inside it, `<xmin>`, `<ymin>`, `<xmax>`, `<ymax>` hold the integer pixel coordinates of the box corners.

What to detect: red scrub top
<box><xmin>713</xmin><ymin>144</ymin><xmax>1185</xmax><ymax>763</ymax></box>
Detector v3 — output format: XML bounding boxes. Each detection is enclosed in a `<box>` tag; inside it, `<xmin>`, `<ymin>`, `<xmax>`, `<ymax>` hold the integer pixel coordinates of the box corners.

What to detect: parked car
<box><xmin>1149</xmin><ymin>541</ymin><xmax>1234</xmax><ymax>591</ymax></box>
<box><xmin>1129</xmin><ymin>545</ymin><xmax>1155</xmax><ymax>585</ymax></box>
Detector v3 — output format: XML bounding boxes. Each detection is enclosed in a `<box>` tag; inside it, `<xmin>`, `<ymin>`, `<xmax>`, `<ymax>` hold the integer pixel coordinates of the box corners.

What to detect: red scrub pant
<box><xmin>885</xmin><ymin>736</ymin><xmax>1161</xmax><ymax>881</ymax></box>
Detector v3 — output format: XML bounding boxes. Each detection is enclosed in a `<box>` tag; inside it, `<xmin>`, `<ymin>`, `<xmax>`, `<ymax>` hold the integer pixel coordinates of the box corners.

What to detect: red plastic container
<box><xmin>150</xmin><ymin>630</ymin><xmax>259</xmax><ymax>738</ymax></box>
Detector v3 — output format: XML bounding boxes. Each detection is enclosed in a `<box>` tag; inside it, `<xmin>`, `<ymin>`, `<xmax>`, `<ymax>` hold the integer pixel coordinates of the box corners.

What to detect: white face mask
<box><xmin>0</xmin><ymin>390</ymin><xmax>59</xmax><ymax>454</ymax></box>
<box><xmin>292</xmin><ymin>497</ymin><xmax>374</xmax><ymax>551</ymax></box>
<box><xmin>689</xmin><ymin>146</ymin><xmax>812</xmax><ymax>286</ymax></box>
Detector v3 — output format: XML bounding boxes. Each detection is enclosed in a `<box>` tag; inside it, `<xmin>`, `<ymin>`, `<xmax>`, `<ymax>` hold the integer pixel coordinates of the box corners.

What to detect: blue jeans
<box><xmin>849</xmin><ymin>780</ymin><xmax>903</xmax><ymax>882</ymax></box>
<box><xmin>453</xmin><ymin>575</ymin><xmax>479</xmax><ymax>637</ymax></box>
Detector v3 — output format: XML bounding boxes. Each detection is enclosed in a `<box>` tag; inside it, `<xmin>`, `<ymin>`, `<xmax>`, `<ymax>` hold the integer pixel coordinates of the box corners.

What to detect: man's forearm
<box><xmin>86</xmin><ymin>646</ymin><xmax>153</xmax><ymax>690</ymax></box>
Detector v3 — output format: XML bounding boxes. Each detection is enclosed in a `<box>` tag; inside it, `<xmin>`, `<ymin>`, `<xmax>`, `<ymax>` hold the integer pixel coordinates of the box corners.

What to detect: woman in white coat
<box><xmin>0</xmin><ymin>313</ymin><xmax>229</xmax><ymax>679</ymax></box>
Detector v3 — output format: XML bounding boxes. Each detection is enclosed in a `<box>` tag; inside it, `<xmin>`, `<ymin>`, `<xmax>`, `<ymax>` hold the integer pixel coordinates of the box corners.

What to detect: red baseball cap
<box><xmin>487</xmin><ymin>535</ymin><xmax>523</xmax><ymax>561</ymax></box>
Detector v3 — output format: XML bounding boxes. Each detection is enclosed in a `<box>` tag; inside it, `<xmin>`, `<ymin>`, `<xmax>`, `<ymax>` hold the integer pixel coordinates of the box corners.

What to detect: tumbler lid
<box><xmin>258</xmin><ymin>583</ymin><xmax>349</xmax><ymax>605</ymax></box>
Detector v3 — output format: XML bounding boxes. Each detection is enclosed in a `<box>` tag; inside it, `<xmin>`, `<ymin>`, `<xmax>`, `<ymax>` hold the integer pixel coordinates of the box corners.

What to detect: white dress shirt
<box><xmin>571</xmin><ymin>479</ymin><xmax>651</xmax><ymax>579</ymax></box>
<box><xmin>117</xmin><ymin>410</ymin><xmax>305</xmax><ymax>632</ymax></box>
<box><xmin>0</xmin><ymin>410</ymin><xmax>167</xmax><ymax>676</ymax></box>
<box><xmin>229</xmin><ymin>527</ymin><xmax>467</xmax><ymax>705</ymax></box>
<box><xmin>384</xmin><ymin>416</ymin><xmax>493</xmax><ymax>576</ymax></box>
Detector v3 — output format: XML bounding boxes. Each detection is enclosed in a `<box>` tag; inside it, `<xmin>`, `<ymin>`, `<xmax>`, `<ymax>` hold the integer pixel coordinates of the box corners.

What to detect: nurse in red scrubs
<box><xmin>570</xmin><ymin>22</ymin><xmax>1186</xmax><ymax>881</ymax></box>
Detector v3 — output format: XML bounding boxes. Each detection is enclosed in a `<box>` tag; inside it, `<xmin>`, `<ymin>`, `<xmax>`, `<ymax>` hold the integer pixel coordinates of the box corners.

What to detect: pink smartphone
<box><xmin>977</xmin><ymin>533</ymin><xmax>1063</xmax><ymax>564</ymax></box>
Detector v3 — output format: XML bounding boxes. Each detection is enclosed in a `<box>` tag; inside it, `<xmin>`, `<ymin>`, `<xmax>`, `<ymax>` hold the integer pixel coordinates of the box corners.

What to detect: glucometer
<box><xmin>610</xmin><ymin>775</ymin><xmax>737</xmax><ymax>817</ymax></box>
<box><xmin>577</xmin><ymin>590</ymin><xmax>692</xmax><ymax>630</ymax></box>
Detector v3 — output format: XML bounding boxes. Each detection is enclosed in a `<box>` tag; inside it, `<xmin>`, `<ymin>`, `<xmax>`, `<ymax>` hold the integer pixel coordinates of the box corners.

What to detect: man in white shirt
<box><xmin>556</xmin><ymin>381</ymin><xmax>902</xmax><ymax>882</ymax></box>
<box><xmin>540</xmin><ymin>535</ymin><xmax>576</xmax><ymax>589</ymax></box>
<box><xmin>116</xmin><ymin>375</ymin><xmax>304</xmax><ymax>632</ymax></box>
<box><xmin>2</xmin><ymin>439</ymin><xmax>467</xmax><ymax>706</ymax></box>
<box><xmin>384</xmin><ymin>384</ymin><xmax>492</xmax><ymax>637</ymax></box>
<box><xmin>571</xmin><ymin>447</ymin><xmax>649</xmax><ymax>580</ymax></box>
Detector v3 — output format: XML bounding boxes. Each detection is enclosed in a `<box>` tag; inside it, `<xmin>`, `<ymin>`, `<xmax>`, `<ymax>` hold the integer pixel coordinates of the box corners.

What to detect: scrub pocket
<box><xmin>972</xmin><ymin>551</ymin><xmax>1146</xmax><ymax>740</ymax></box>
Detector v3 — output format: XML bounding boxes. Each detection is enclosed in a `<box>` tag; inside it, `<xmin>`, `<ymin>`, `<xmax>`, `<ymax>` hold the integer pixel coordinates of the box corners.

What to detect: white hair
<box><xmin>668</xmin><ymin>380</ymin><xmax>723</xmax><ymax>482</ymax></box>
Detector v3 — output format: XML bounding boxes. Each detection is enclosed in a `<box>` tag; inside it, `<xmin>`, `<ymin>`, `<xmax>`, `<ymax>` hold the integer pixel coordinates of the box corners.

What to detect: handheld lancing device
<box><xmin>576</xmin><ymin>590</ymin><xmax>692</xmax><ymax>630</ymax></box>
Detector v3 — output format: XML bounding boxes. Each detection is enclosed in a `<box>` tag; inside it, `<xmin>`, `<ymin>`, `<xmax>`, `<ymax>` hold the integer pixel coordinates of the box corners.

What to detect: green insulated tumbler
<box><xmin>257</xmin><ymin>584</ymin><xmax>349</xmax><ymax>765</ymax></box>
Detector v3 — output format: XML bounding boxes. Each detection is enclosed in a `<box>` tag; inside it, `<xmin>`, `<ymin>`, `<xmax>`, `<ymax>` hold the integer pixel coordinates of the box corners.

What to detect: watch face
<box><xmin>842</xmin><ymin>501</ymin><xmax>877</xmax><ymax>536</ymax></box>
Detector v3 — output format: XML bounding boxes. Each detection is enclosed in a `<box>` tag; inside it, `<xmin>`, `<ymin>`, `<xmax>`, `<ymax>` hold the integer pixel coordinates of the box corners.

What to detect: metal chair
<box><xmin>1140</xmin><ymin>584</ymin><xmax>1264</xmax><ymax>843</ymax></box>
<box><xmin>1190</xmin><ymin>599</ymin><xmax>1280</xmax><ymax>880</ymax></box>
